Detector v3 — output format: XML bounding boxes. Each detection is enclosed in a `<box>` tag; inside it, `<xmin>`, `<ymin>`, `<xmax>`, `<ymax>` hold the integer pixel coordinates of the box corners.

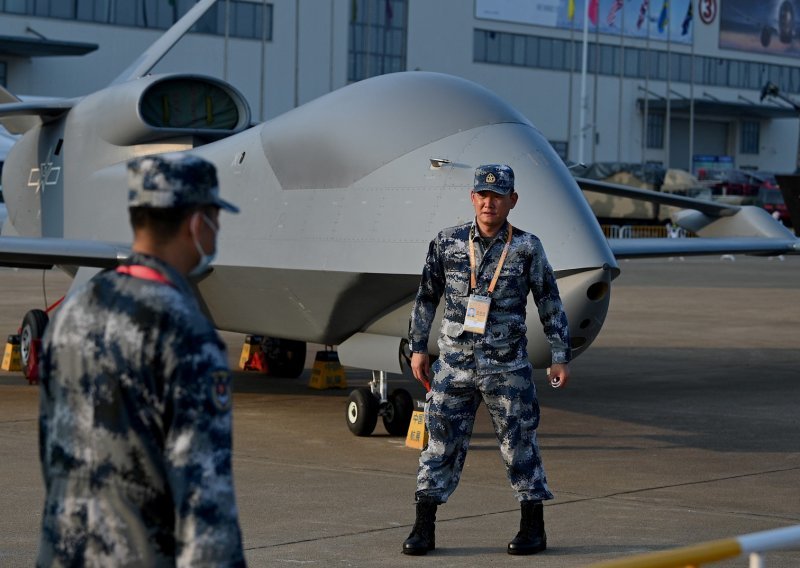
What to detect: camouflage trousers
<box><xmin>416</xmin><ymin>359</ymin><xmax>553</xmax><ymax>504</ymax></box>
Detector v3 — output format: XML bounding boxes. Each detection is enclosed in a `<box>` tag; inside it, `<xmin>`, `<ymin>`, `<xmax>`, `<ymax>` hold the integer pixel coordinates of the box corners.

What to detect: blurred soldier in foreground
<box><xmin>403</xmin><ymin>164</ymin><xmax>571</xmax><ymax>556</ymax></box>
<box><xmin>38</xmin><ymin>153</ymin><xmax>246</xmax><ymax>566</ymax></box>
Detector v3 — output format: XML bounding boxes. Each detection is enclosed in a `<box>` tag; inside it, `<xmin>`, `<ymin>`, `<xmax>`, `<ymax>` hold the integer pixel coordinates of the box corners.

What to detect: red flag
<box><xmin>589</xmin><ymin>0</ymin><xmax>599</xmax><ymax>25</ymax></box>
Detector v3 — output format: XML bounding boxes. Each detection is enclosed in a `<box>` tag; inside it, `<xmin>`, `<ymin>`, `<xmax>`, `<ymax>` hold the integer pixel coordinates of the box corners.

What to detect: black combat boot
<box><xmin>402</xmin><ymin>499</ymin><xmax>438</xmax><ymax>555</ymax></box>
<box><xmin>507</xmin><ymin>500</ymin><xmax>546</xmax><ymax>555</ymax></box>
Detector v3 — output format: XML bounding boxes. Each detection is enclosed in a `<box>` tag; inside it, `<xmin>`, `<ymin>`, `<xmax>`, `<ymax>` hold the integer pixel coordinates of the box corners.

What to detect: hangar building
<box><xmin>1</xmin><ymin>0</ymin><xmax>799</xmax><ymax>174</ymax></box>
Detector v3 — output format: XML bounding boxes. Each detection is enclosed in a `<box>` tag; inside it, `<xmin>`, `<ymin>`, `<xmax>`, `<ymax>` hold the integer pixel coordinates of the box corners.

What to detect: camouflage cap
<box><xmin>473</xmin><ymin>164</ymin><xmax>514</xmax><ymax>195</ymax></box>
<box><xmin>127</xmin><ymin>153</ymin><xmax>239</xmax><ymax>213</ymax></box>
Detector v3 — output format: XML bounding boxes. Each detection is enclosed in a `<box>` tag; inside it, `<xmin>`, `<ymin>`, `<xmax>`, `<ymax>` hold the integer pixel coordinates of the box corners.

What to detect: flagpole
<box><xmin>381</xmin><ymin>0</ymin><xmax>388</xmax><ymax>74</ymax></box>
<box><xmin>579</xmin><ymin>0</ymin><xmax>590</xmax><ymax>164</ymax></box>
<box><xmin>642</xmin><ymin>1</ymin><xmax>650</xmax><ymax>168</ymax></box>
<box><xmin>591</xmin><ymin>7</ymin><xmax>599</xmax><ymax>163</ymax></box>
<box><xmin>365</xmin><ymin>0</ymin><xmax>372</xmax><ymax>78</ymax></box>
<box><xmin>618</xmin><ymin>0</ymin><xmax>625</xmax><ymax>162</ymax></box>
<box><xmin>665</xmin><ymin>0</ymin><xmax>672</xmax><ymax>170</ymax></box>
<box><xmin>223</xmin><ymin>0</ymin><xmax>230</xmax><ymax>82</ymax></box>
<box><xmin>329</xmin><ymin>0</ymin><xmax>335</xmax><ymax>92</ymax></box>
<box><xmin>260</xmin><ymin>0</ymin><xmax>267</xmax><ymax>121</ymax></box>
<box><xmin>294</xmin><ymin>0</ymin><xmax>300</xmax><ymax>108</ymax></box>
<box><xmin>568</xmin><ymin>10</ymin><xmax>575</xmax><ymax>162</ymax></box>
<box><xmin>688</xmin><ymin>0</ymin><xmax>695</xmax><ymax>172</ymax></box>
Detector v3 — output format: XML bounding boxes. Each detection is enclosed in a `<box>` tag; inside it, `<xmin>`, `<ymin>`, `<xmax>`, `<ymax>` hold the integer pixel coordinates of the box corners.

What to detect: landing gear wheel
<box><xmin>383</xmin><ymin>388</ymin><xmax>414</xmax><ymax>436</ymax></box>
<box><xmin>346</xmin><ymin>387</ymin><xmax>378</xmax><ymax>436</ymax></box>
<box><xmin>20</xmin><ymin>309</ymin><xmax>48</xmax><ymax>380</ymax></box>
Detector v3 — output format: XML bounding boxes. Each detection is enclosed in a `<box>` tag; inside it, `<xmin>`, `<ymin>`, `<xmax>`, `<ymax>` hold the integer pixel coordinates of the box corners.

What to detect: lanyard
<box><xmin>468</xmin><ymin>223</ymin><xmax>513</xmax><ymax>295</ymax></box>
<box><xmin>116</xmin><ymin>265</ymin><xmax>174</xmax><ymax>287</ymax></box>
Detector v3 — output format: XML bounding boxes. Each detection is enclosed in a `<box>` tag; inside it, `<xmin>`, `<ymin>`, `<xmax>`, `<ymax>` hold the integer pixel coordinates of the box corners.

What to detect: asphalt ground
<box><xmin>1</xmin><ymin>255</ymin><xmax>799</xmax><ymax>567</ymax></box>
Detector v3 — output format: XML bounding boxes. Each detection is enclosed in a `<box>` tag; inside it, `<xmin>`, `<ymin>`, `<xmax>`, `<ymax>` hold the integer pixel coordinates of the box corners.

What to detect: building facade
<box><xmin>1</xmin><ymin>0</ymin><xmax>799</xmax><ymax>173</ymax></box>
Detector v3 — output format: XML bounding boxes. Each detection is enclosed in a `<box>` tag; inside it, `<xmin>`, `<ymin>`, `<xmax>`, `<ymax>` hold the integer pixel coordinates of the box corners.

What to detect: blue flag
<box><xmin>681</xmin><ymin>0</ymin><xmax>693</xmax><ymax>35</ymax></box>
<box><xmin>657</xmin><ymin>0</ymin><xmax>669</xmax><ymax>33</ymax></box>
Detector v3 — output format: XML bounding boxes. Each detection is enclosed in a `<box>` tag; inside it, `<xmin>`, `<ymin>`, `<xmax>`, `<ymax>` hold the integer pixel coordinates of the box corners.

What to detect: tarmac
<box><xmin>1</xmin><ymin>255</ymin><xmax>799</xmax><ymax>567</ymax></box>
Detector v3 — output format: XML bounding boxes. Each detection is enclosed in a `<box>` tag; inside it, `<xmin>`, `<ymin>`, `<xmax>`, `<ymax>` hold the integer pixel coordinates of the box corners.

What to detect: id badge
<box><xmin>463</xmin><ymin>294</ymin><xmax>491</xmax><ymax>334</ymax></box>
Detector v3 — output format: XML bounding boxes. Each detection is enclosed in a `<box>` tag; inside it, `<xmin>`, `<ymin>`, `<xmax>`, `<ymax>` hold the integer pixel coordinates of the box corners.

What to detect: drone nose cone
<box><xmin>526</xmin><ymin>265</ymin><xmax>615</xmax><ymax>368</ymax></box>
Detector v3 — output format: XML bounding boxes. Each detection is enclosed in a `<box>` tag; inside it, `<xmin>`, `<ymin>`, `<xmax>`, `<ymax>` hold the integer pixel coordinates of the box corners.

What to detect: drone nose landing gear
<box><xmin>345</xmin><ymin>370</ymin><xmax>413</xmax><ymax>437</ymax></box>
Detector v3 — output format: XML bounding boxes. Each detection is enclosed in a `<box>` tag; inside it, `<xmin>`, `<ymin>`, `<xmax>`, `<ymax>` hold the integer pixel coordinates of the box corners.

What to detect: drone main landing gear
<box><xmin>20</xmin><ymin>309</ymin><xmax>49</xmax><ymax>384</ymax></box>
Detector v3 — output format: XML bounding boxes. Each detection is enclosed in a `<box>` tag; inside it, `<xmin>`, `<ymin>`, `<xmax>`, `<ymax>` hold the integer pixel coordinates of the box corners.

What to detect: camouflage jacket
<box><xmin>409</xmin><ymin>221</ymin><xmax>571</xmax><ymax>373</ymax></box>
<box><xmin>38</xmin><ymin>253</ymin><xmax>245</xmax><ymax>567</ymax></box>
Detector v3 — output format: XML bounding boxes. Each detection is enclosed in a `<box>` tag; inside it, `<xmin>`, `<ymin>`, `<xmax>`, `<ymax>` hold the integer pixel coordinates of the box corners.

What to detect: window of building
<box><xmin>472</xmin><ymin>28</ymin><xmax>800</xmax><ymax>97</ymax></box>
<box><xmin>488</xmin><ymin>31</ymin><xmax>513</xmax><ymax>64</ymax></box>
<box><xmin>1</xmin><ymin>0</ymin><xmax>26</xmax><ymax>14</ymax></box>
<box><xmin>114</xmin><ymin>2</ymin><xmax>137</xmax><ymax>26</ymax></box>
<box><xmin>568</xmin><ymin>37</ymin><xmax>580</xmax><ymax>70</ymax></box>
<box><xmin>624</xmin><ymin>48</ymin><xmax>639</xmax><ymax>78</ymax></box>
<box><xmin>638</xmin><ymin>48</ymin><xmax>650</xmax><ymax>79</ymax></box>
<box><xmin>653</xmin><ymin>51</ymin><xmax>667</xmax><ymax>81</ymax></box>
<box><xmin>524</xmin><ymin>35</ymin><xmax>538</xmax><ymax>68</ymax></box>
<box><xmin>730</xmin><ymin>60</ymin><xmax>745</xmax><ymax>88</ymax></box>
<box><xmin>230</xmin><ymin>2</ymin><xmax>261</xmax><ymax>38</ymax></box>
<box><xmin>348</xmin><ymin>0</ymin><xmax>406</xmax><ymax>82</ymax></box>
<box><xmin>76</xmin><ymin>1</ymin><xmax>107</xmax><ymax>23</ymax></box>
<box><xmin>646</xmin><ymin>113</ymin><xmax>664</xmax><ymax>149</ymax></box>
<box><xmin>537</xmin><ymin>37</ymin><xmax>554</xmax><ymax>69</ymax></box>
<box><xmin>0</xmin><ymin>61</ymin><xmax>6</xmax><ymax>87</ymax></box>
<box><xmin>587</xmin><ymin>43</ymin><xmax>596</xmax><ymax>73</ymax></box>
<box><xmin>740</xmin><ymin>121</ymin><xmax>760</xmax><ymax>154</ymax></box>
<box><xmin>677</xmin><ymin>53</ymin><xmax>692</xmax><ymax>83</ymax></box>
<box><xmin>44</xmin><ymin>1</ymin><xmax>76</xmax><ymax>18</ymax></box>
<box><xmin>788</xmin><ymin>67</ymin><xmax>800</xmax><ymax>92</ymax></box>
<box><xmin>709</xmin><ymin>58</ymin><xmax>729</xmax><ymax>86</ymax></box>
<box><xmin>511</xmin><ymin>34</ymin><xmax>525</xmax><ymax>66</ymax></box>
<box><xmin>599</xmin><ymin>44</ymin><xmax>616</xmax><ymax>75</ymax></box>
<box><xmin>474</xmin><ymin>28</ymin><xmax>487</xmax><ymax>62</ymax></box>
<box><xmin>0</xmin><ymin>0</ymin><xmax>272</xmax><ymax>40</ymax></box>
<box><xmin>552</xmin><ymin>38</ymin><xmax>568</xmax><ymax>70</ymax></box>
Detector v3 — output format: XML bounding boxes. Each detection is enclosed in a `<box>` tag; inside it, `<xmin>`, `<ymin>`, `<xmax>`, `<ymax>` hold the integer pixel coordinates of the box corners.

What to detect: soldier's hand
<box><xmin>548</xmin><ymin>363</ymin><xmax>570</xmax><ymax>389</ymax></box>
<box><xmin>411</xmin><ymin>352</ymin><xmax>431</xmax><ymax>392</ymax></box>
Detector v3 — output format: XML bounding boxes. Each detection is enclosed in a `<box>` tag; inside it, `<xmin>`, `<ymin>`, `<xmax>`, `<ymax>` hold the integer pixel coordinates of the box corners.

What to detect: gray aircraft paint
<box><xmin>0</xmin><ymin>0</ymin><xmax>796</xmax><ymax>374</ymax></box>
<box><xmin>1</xmin><ymin>68</ymin><xmax>618</xmax><ymax>369</ymax></box>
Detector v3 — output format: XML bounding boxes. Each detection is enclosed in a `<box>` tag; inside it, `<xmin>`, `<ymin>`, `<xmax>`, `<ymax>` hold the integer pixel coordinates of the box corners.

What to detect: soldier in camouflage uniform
<box><xmin>38</xmin><ymin>153</ymin><xmax>246</xmax><ymax>567</ymax></box>
<box><xmin>402</xmin><ymin>164</ymin><xmax>571</xmax><ymax>556</ymax></box>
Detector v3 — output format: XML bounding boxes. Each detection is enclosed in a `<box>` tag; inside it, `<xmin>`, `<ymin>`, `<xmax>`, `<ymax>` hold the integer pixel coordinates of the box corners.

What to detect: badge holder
<box><xmin>464</xmin><ymin>224</ymin><xmax>513</xmax><ymax>334</ymax></box>
<box><xmin>463</xmin><ymin>295</ymin><xmax>491</xmax><ymax>333</ymax></box>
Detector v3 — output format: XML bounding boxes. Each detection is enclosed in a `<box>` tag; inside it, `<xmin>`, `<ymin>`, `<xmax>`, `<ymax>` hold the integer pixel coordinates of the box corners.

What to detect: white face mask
<box><xmin>188</xmin><ymin>212</ymin><xmax>219</xmax><ymax>277</ymax></box>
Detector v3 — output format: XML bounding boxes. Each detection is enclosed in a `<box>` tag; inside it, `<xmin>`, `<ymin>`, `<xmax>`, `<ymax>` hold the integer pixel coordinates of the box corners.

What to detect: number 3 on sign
<box><xmin>699</xmin><ymin>0</ymin><xmax>716</xmax><ymax>25</ymax></box>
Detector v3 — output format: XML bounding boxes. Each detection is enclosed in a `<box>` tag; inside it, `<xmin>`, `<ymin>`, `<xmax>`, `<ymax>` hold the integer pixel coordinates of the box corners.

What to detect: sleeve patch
<box><xmin>211</xmin><ymin>370</ymin><xmax>233</xmax><ymax>411</ymax></box>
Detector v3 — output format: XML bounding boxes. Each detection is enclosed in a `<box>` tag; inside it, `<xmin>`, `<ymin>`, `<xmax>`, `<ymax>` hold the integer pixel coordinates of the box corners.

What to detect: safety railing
<box><xmin>585</xmin><ymin>524</ymin><xmax>800</xmax><ymax>568</ymax></box>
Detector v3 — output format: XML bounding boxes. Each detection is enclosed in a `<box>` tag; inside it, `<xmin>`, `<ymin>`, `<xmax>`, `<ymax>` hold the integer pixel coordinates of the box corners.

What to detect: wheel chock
<box><xmin>239</xmin><ymin>335</ymin><xmax>267</xmax><ymax>371</ymax></box>
<box><xmin>1</xmin><ymin>335</ymin><xmax>22</xmax><ymax>372</ymax></box>
<box><xmin>405</xmin><ymin>401</ymin><xmax>428</xmax><ymax>449</ymax></box>
<box><xmin>308</xmin><ymin>351</ymin><xmax>347</xmax><ymax>389</ymax></box>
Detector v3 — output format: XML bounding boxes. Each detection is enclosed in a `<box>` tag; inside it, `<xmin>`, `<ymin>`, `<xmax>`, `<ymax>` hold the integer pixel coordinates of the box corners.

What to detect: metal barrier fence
<box><xmin>602</xmin><ymin>225</ymin><xmax>693</xmax><ymax>239</ymax></box>
<box><xmin>585</xmin><ymin>524</ymin><xmax>800</xmax><ymax>568</ymax></box>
